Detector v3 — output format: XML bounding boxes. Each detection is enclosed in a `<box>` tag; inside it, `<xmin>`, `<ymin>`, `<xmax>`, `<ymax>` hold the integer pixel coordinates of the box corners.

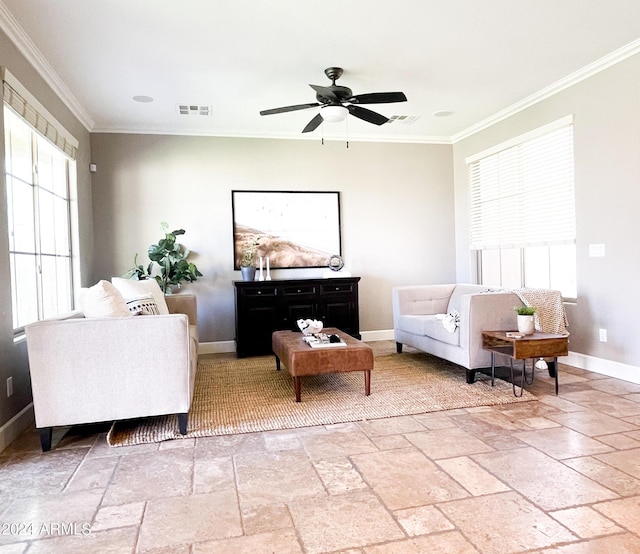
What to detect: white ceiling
<box><xmin>2</xmin><ymin>0</ymin><xmax>640</xmax><ymax>143</ymax></box>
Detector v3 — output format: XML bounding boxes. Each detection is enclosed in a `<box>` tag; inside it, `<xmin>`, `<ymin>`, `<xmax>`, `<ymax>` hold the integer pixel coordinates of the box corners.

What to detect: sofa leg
<box><xmin>466</xmin><ymin>369</ymin><xmax>476</xmax><ymax>384</ymax></box>
<box><xmin>396</xmin><ymin>342</ymin><xmax>403</xmax><ymax>354</ymax></box>
<box><xmin>39</xmin><ymin>427</ymin><xmax>53</xmax><ymax>452</ymax></box>
<box><xmin>178</xmin><ymin>413</ymin><xmax>188</xmax><ymax>435</ymax></box>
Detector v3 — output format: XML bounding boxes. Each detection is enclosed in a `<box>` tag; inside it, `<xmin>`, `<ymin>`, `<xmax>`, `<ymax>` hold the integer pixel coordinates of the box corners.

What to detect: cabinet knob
<box><xmin>297</xmin><ymin>289</ymin><xmax>301</xmax><ymax>293</ymax></box>
<box><xmin>258</xmin><ymin>291</ymin><xmax>262</xmax><ymax>295</ymax></box>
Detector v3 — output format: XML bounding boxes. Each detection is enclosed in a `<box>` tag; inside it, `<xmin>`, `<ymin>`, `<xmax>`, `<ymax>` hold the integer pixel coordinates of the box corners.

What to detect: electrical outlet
<box><xmin>599</xmin><ymin>328</ymin><xmax>608</xmax><ymax>342</ymax></box>
<box><xmin>6</xmin><ymin>376</ymin><xmax>13</xmax><ymax>397</ymax></box>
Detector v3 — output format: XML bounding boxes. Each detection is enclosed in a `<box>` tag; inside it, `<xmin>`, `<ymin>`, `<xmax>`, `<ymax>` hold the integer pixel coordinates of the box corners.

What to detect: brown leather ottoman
<box><xmin>272</xmin><ymin>328</ymin><xmax>373</xmax><ymax>402</ymax></box>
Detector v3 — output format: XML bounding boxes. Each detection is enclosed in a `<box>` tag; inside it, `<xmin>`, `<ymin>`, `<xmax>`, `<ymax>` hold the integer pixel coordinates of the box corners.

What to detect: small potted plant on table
<box><xmin>240</xmin><ymin>237</ymin><xmax>260</xmax><ymax>281</ymax></box>
<box><xmin>515</xmin><ymin>305</ymin><xmax>536</xmax><ymax>335</ymax></box>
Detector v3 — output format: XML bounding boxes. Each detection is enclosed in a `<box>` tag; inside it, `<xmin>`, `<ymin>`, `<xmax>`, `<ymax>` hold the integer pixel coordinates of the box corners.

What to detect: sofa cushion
<box><xmin>111</xmin><ymin>277</ymin><xmax>170</xmax><ymax>315</ymax></box>
<box><xmin>447</xmin><ymin>284</ymin><xmax>492</xmax><ymax>313</ymax></box>
<box><xmin>397</xmin><ymin>314</ymin><xmax>460</xmax><ymax>346</ymax></box>
<box><xmin>80</xmin><ymin>280</ymin><xmax>132</xmax><ymax>318</ymax></box>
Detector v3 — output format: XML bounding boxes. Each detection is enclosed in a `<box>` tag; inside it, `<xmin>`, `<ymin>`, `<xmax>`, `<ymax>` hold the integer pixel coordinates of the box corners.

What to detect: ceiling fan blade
<box><xmin>260</xmin><ymin>103</ymin><xmax>319</xmax><ymax>116</ymax></box>
<box><xmin>309</xmin><ymin>84</ymin><xmax>338</xmax><ymax>101</ymax></box>
<box><xmin>302</xmin><ymin>113</ymin><xmax>324</xmax><ymax>133</ymax></box>
<box><xmin>349</xmin><ymin>92</ymin><xmax>407</xmax><ymax>104</ymax></box>
<box><xmin>346</xmin><ymin>105</ymin><xmax>389</xmax><ymax>126</ymax></box>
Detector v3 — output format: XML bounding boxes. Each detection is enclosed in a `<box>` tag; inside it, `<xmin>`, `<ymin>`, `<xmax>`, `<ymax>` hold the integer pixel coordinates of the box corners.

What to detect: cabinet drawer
<box><xmin>282</xmin><ymin>284</ymin><xmax>317</xmax><ymax>296</ymax></box>
<box><xmin>320</xmin><ymin>283</ymin><xmax>354</xmax><ymax>295</ymax></box>
<box><xmin>240</xmin><ymin>286</ymin><xmax>278</xmax><ymax>297</ymax></box>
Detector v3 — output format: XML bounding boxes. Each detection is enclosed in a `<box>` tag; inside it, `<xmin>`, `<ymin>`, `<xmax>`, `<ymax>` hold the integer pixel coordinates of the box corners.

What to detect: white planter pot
<box><xmin>517</xmin><ymin>314</ymin><xmax>535</xmax><ymax>335</ymax></box>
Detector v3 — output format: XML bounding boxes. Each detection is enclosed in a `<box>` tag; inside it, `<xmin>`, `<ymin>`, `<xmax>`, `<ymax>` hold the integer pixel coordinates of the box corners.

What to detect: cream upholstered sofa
<box><xmin>392</xmin><ymin>283</ymin><xmax>524</xmax><ymax>383</ymax></box>
<box><xmin>25</xmin><ymin>279</ymin><xmax>198</xmax><ymax>451</ymax></box>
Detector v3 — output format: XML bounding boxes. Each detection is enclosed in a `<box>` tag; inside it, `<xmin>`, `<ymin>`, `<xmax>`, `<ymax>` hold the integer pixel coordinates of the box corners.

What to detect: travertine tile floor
<box><xmin>2</xmin><ymin>341</ymin><xmax>640</xmax><ymax>553</ymax></box>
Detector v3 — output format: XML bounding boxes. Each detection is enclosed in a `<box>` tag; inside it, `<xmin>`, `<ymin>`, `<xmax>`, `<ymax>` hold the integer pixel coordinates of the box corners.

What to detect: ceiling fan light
<box><xmin>321</xmin><ymin>105</ymin><xmax>348</xmax><ymax>122</ymax></box>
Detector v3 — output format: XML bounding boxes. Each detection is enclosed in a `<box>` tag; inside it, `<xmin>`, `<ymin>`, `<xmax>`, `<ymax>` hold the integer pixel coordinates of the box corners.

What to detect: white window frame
<box><xmin>466</xmin><ymin>116</ymin><xmax>577</xmax><ymax>299</ymax></box>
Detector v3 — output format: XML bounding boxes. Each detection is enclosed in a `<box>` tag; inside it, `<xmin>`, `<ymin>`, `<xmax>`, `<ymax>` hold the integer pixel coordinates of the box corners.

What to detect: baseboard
<box><xmin>198</xmin><ymin>340</ymin><xmax>236</xmax><ymax>355</ymax></box>
<box><xmin>0</xmin><ymin>403</ymin><xmax>34</xmax><ymax>453</ymax></box>
<box><xmin>564</xmin><ymin>351</ymin><xmax>640</xmax><ymax>384</ymax></box>
<box><xmin>360</xmin><ymin>329</ymin><xmax>395</xmax><ymax>342</ymax></box>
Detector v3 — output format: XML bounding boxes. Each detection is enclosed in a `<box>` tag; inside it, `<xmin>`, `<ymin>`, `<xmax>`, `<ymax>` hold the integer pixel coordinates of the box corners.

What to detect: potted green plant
<box><xmin>515</xmin><ymin>305</ymin><xmax>536</xmax><ymax>335</ymax></box>
<box><xmin>239</xmin><ymin>237</ymin><xmax>260</xmax><ymax>281</ymax></box>
<box><xmin>125</xmin><ymin>222</ymin><xmax>202</xmax><ymax>293</ymax></box>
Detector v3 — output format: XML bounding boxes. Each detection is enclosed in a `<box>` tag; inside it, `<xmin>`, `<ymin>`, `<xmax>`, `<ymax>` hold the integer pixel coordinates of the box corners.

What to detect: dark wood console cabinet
<box><xmin>233</xmin><ymin>277</ymin><xmax>361</xmax><ymax>357</ymax></box>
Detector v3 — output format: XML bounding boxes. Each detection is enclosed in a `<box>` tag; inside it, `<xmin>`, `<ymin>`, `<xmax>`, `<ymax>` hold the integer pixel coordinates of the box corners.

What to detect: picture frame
<box><xmin>232</xmin><ymin>190</ymin><xmax>342</xmax><ymax>269</ymax></box>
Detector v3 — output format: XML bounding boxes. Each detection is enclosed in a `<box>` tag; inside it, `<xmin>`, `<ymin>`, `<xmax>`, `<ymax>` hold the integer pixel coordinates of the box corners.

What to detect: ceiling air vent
<box><xmin>387</xmin><ymin>115</ymin><xmax>420</xmax><ymax>125</ymax></box>
<box><xmin>176</xmin><ymin>104</ymin><xmax>211</xmax><ymax>116</ymax></box>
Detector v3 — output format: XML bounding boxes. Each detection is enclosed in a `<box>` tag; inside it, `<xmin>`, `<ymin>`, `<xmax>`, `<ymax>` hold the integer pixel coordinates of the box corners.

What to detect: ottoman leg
<box><xmin>365</xmin><ymin>370</ymin><xmax>371</xmax><ymax>396</ymax></box>
<box><xmin>293</xmin><ymin>376</ymin><xmax>302</xmax><ymax>402</ymax></box>
<box><xmin>275</xmin><ymin>354</ymin><xmax>281</xmax><ymax>371</ymax></box>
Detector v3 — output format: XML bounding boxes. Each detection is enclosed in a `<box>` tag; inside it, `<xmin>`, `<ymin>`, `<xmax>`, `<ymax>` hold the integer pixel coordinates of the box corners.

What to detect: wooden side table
<box><xmin>481</xmin><ymin>331</ymin><xmax>569</xmax><ymax>396</ymax></box>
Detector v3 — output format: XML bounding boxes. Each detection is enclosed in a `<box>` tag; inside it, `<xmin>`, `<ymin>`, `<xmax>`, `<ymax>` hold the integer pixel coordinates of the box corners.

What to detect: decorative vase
<box><xmin>240</xmin><ymin>266</ymin><xmax>256</xmax><ymax>282</ymax></box>
<box><xmin>517</xmin><ymin>315</ymin><xmax>535</xmax><ymax>335</ymax></box>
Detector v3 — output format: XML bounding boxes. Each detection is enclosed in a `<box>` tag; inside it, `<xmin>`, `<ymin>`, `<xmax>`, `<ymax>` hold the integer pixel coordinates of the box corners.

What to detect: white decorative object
<box><xmin>265</xmin><ymin>256</ymin><xmax>271</xmax><ymax>280</ymax></box>
<box><xmin>517</xmin><ymin>314</ymin><xmax>535</xmax><ymax>335</ymax></box>
<box><xmin>297</xmin><ymin>318</ymin><xmax>323</xmax><ymax>335</ymax></box>
<box><xmin>258</xmin><ymin>256</ymin><xmax>265</xmax><ymax>281</ymax></box>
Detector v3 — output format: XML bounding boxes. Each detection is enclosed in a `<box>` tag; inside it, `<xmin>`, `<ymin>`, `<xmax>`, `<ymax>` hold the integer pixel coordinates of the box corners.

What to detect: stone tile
<box><xmin>193</xmin><ymin>455</ymin><xmax>235</xmax><ymax>494</ymax></box>
<box><xmin>411</xmin><ymin>412</ymin><xmax>458</xmax><ymax>430</ymax></box>
<box><xmin>235</xmin><ymin>449</ymin><xmax>325</xmax><ymax>508</ymax></box>
<box><xmin>560</xmin><ymin>390</ymin><xmax>640</xmax><ymax>417</ymax></box>
<box><xmin>288</xmin><ymin>490</ymin><xmax>404</xmax><ymax>553</ymax></box>
<box><xmin>538</xmin><ymin>533</ymin><xmax>640</xmax><ymax>553</ymax></box>
<box><xmin>436</xmin><ymin>456</ymin><xmax>511</xmax><ymax>496</ymax></box>
<box><xmin>91</xmin><ymin>502</ymin><xmax>145</xmax><ymax>532</ymax></box>
<box><xmin>357</xmin><ymin>415</ymin><xmax>427</xmax><ymax>437</ymax></box>
<box><xmin>514</xmin><ymin>427</ymin><xmax>614</xmax><ymax>459</ymax></box>
<box><xmin>394</xmin><ymin>505</ymin><xmax>455</xmax><ymax>536</ymax></box>
<box><xmin>195</xmin><ymin>529</ymin><xmax>303</xmax><ymax>553</ymax></box>
<box><xmin>159</xmin><ymin>437</ymin><xmax>195</xmax><ymax>450</ymax></box>
<box><xmin>549</xmin><ymin>506</ymin><xmax>622</xmax><ymax>538</ymax></box>
<box><xmin>301</xmin><ymin>425</ymin><xmax>378</xmax><ymax>461</ymax></box>
<box><xmin>0</xmin><ymin>489</ymin><xmax>103</xmax><ymax>544</ymax></box>
<box><xmin>240</xmin><ymin>503</ymin><xmax>293</xmax><ymax>535</ymax></box>
<box><xmin>87</xmin><ymin>438</ymin><xmax>159</xmax><ymax>459</ymax></box>
<box><xmin>563</xmin><ymin>456</ymin><xmax>640</xmax><ymax>496</ymax></box>
<box><xmin>25</xmin><ymin>526</ymin><xmax>138</xmax><ymax>554</ymax></box>
<box><xmin>472</xmin><ymin>447</ymin><xmax>618</xmax><ymax>510</ymax></box>
<box><xmin>438</xmin><ymin>491</ymin><xmax>575</xmax><ymax>553</ymax></box>
<box><xmin>588</xmin><ymin>378</ymin><xmax>640</xmax><ymax>395</ymax></box>
<box><xmin>404</xmin><ymin>427</ymin><xmax>494</xmax><ymax>459</ymax></box>
<box><xmin>103</xmin><ymin>448</ymin><xmax>194</xmax><ymax>505</ymax></box>
<box><xmin>521</xmin><ymin>416</ymin><xmax>562</xmax><ymax>429</ymax></box>
<box><xmin>194</xmin><ymin>432</ymin><xmax>268</xmax><ymax>458</ymax></box>
<box><xmin>595</xmin><ymin>448</ymin><xmax>640</xmax><ymax>479</ymax></box>
<box><xmin>313</xmin><ymin>458</ymin><xmax>369</xmax><ymax>495</ymax></box>
<box><xmin>351</xmin><ymin>448</ymin><xmax>468</xmax><ymax>510</ymax></box>
<box><xmin>364</xmin><ymin>531</ymin><xmax>478</xmax><ymax>553</ymax></box>
<box><xmin>262</xmin><ymin>430</ymin><xmax>303</xmax><ymax>451</ymax></box>
<box><xmin>538</xmin><ymin>395</ymin><xmax>589</xmax><ymax>412</ymax></box>
<box><xmin>625</xmin><ymin>393</ymin><xmax>640</xmax><ymax>404</ymax></box>
<box><xmin>368</xmin><ymin>434</ymin><xmax>412</xmax><ymax>450</ymax></box>
<box><xmin>594</xmin><ymin>496</ymin><xmax>640</xmax><ymax>534</ymax></box>
<box><xmin>138</xmin><ymin>491</ymin><xmax>242</xmax><ymax>551</ymax></box>
<box><xmin>545</xmin><ymin>409</ymin><xmax>638</xmax><ymax>436</ymax></box>
<box><xmin>64</xmin><ymin>455</ymin><xmax>119</xmax><ymax>492</ymax></box>
<box><xmin>596</xmin><ymin>433</ymin><xmax>640</xmax><ymax>450</ymax></box>
<box><xmin>0</xmin><ymin>449</ymin><xmax>88</xmax><ymax>504</ymax></box>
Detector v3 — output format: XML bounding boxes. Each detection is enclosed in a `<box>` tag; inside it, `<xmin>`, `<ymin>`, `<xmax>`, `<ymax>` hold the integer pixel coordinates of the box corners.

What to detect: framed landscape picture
<box><xmin>232</xmin><ymin>190</ymin><xmax>342</xmax><ymax>269</ymax></box>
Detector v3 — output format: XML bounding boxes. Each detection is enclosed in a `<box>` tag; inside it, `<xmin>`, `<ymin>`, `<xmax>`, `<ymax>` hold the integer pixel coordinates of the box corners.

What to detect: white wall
<box><xmin>89</xmin><ymin>134</ymin><xmax>456</xmax><ymax>343</ymax></box>
<box><xmin>453</xmin><ymin>51</ymin><xmax>640</xmax><ymax>369</ymax></box>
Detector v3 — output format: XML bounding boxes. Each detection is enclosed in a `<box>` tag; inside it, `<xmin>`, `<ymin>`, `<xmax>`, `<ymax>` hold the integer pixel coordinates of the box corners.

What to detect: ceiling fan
<box><xmin>259</xmin><ymin>67</ymin><xmax>407</xmax><ymax>133</ymax></box>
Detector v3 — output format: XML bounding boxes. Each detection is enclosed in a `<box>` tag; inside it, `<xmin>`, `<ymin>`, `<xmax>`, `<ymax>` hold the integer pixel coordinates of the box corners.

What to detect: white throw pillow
<box><xmin>126</xmin><ymin>293</ymin><xmax>161</xmax><ymax>316</ymax></box>
<box><xmin>111</xmin><ymin>277</ymin><xmax>170</xmax><ymax>315</ymax></box>
<box><xmin>80</xmin><ymin>280</ymin><xmax>132</xmax><ymax>318</ymax></box>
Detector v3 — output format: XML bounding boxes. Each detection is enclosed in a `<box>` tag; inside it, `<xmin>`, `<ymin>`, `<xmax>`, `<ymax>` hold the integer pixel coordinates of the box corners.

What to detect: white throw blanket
<box><xmin>512</xmin><ymin>288</ymin><xmax>569</xmax><ymax>335</ymax></box>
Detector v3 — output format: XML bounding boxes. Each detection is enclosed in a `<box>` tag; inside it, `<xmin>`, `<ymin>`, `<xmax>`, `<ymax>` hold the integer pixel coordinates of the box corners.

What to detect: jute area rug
<box><xmin>107</xmin><ymin>351</ymin><xmax>536</xmax><ymax>447</ymax></box>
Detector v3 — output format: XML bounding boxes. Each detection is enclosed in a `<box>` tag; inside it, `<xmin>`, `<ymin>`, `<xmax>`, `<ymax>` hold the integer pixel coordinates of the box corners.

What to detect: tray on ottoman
<box><xmin>272</xmin><ymin>328</ymin><xmax>373</xmax><ymax>402</ymax></box>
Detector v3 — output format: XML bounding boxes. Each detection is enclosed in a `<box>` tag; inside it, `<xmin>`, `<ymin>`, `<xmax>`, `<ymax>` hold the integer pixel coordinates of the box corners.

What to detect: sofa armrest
<box><xmin>165</xmin><ymin>294</ymin><xmax>197</xmax><ymax>325</ymax></box>
<box><xmin>25</xmin><ymin>314</ymin><xmax>194</xmax><ymax>428</ymax></box>
<box><xmin>392</xmin><ymin>284</ymin><xmax>456</xmax><ymax>326</ymax></box>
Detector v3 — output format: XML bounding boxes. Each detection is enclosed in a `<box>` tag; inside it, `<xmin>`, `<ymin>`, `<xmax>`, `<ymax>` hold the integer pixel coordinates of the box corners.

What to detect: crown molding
<box><xmin>0</xmin><ymin>1</ymin><xmax>94</xmax><ymax>131</ymax></box>
<box><xmin>452</xmin><ymin>38</ymin><xmax>640</xmax><ymax>143</ymax></box>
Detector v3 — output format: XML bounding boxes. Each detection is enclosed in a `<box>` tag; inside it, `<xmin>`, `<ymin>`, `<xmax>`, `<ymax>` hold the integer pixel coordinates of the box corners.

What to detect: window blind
<box><xmin>2</xmin><ymin>69</ymin><xmax>78</xmax><ymax>160</ymax></box>
<box><xmin>468</xmin><ymin>122</ymin><xmax>575</xmax><ymax>250</ymax></box>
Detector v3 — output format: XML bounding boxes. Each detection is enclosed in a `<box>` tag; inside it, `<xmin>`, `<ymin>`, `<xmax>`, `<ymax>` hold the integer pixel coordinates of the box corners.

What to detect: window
<box><xmin>467</xmin><ymin>116</ymin><xmax>576</xmax><ymax>298</ymax></box>
<box><xmin>3</xmin><ymin>72</ymin><xmax>78</xmax><ymax>332</ymax></box>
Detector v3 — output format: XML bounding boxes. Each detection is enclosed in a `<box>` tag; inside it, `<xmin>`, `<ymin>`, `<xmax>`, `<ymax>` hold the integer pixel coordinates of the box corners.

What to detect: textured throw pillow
<box><xmin>111</xmin><ymin>277</ymin><xmax>170</xmax><ymax>315</ymax></box>
<box><xmin>80</xmin><ymin>280</ymin><xmax>132</xmax><ymax>318</ymax></box>
<box><xmin>126</xmin><ymin>294</ymin><xmax>161</xmax><ymax>316</ymax></box>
